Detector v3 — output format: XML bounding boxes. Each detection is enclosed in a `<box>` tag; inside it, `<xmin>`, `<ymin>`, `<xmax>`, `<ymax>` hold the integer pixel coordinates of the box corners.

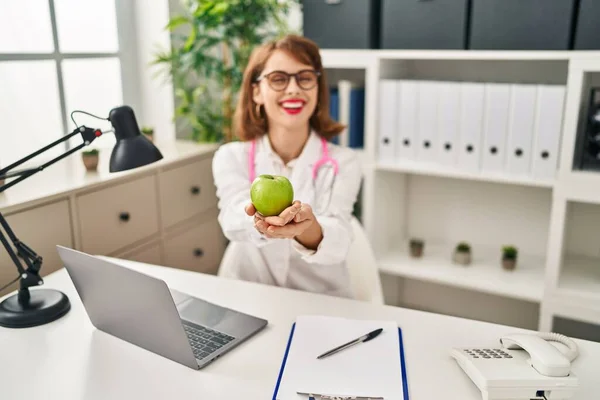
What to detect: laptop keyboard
<box><xmin>182</xmin><ymin>322</ymin><xmax>235</xmax><ymax>360</ymax></box>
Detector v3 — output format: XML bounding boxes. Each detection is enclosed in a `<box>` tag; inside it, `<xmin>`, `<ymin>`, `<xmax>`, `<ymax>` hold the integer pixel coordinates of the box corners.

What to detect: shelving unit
<box><xmin>321</xmin><ymin>49</ymin><xmax>600</xmax><ymax>341</ymax></box>
<box><xmin>376</xmin><ymin>159</ymin><xmax>555</xmax><ymax>189</ymax></box>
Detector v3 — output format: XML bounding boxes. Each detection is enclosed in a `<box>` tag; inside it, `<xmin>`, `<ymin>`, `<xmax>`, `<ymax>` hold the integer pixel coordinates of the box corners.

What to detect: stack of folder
<box><xmin>377</xmin><ymin>79</ymin><xmax>566</xmax><ymax>181</ymax></box>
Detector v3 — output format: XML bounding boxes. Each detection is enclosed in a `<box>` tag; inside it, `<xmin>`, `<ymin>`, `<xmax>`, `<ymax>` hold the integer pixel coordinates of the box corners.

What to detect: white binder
<box><xmin>507</xmin><ymin>84</ymin><xmax>537</xmax><ymax>176</ymax></box>
<box><xmin>532</xmin><ymin>85</ymin><xmax>566</xmax><ymax>180</ymax></box>
<box><xmin>396</xmin><ymin>80</ymin><xmax>419</xmax><ymax>162</ymax></box>
<box><xmin>416</xmin><ymin>80</ymin><xmax>439</xmax><ymax>163</ymax></box>
<box><xmin>458</xmin><ymin>82</ymin><xmax>485</xmax><ymax>172</ymax></box>
<box><xmin>436</xmin><ymin>81</ymin><xmax>461</xmax><ymax>167</ymax></box>
<box><xmin>377</xmin><ymin>79</ymin><xmax>398</xmax><ymax>164</ymax></box>
<box><xmin>481</xmin><ymin>83</ymin><xmax>510</xmax><ymax>174</ymax></box>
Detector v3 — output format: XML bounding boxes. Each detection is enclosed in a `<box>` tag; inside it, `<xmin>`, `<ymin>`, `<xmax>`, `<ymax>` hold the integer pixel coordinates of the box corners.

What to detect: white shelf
<box><xmin>376</xmin><ymin>159</ymin><xmax>555</xmax><ymax>189</ymax></box>
<box><xmin>557</xmin><ymin>255</ymin><xmax>600</xmax><ymax>306</ymax></box>
<box><xmin>375</xmin><ymin>49</ymin><xmax>596</xmax><ymax>61</ymax></box>
<box><xmin>320</xmin><ymin>49</ymin><xmax>372</xmax><ymax>69</ymax></box>
<box><xmin>556</xmin><ymin>171</ymin><xmax>600</xmax><ymax>203</ymax></box>
<box><xmin>378</xmin><ymin>243</ymin><xmax>545</xmax><ymax>303</ymax></box>
<box><xmin>320</xmin><ymin>48</ymin><xmax>600</xmax><ymax>63</ymax></box>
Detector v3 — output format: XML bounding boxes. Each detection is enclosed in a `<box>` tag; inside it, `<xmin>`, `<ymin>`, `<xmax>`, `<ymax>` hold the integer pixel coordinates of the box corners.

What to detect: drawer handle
<box><xmin>190</xmin><ymin>186</ymin><xmax>200</xmax><ymax>195</ymax></box>
<box><xmin>119</xmin><ymin>212</ymin><xmax>130</xmax><ymax>222</ymax></box>
<box><xmin>194</xmin><ymin>248</ymin><xmax>204</xmax><ymax>257</ymax></box>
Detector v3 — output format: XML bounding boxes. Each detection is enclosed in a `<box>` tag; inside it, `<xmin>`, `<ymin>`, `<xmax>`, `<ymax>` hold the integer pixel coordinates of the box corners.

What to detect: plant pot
<box><xmin>453</xmin><ymin>251</ymin><xmax>471</xmax><ymax>265</ymax></box>
<box><xmin>82</xmin><ymin>154</ymin><xmax>99</xmax><ymax>171</ymax></box>
<box><xmin>502</xmin><ymin>257</ymin><xmax>516</xmax><ymax>271</ymax></box>
<box><xmin>409</xmin><ymin>241</ymin><xmax>424</xmax><ymax>258</ymax></box>
<box><xmin>143</xmin><ymin>133</ymin><xmax>154</xmax><ymax>143</ymax></box>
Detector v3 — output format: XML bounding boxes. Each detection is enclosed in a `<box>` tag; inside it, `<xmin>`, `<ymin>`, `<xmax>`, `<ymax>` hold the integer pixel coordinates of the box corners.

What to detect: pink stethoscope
<box><xmin>248</xmin><ymin>136</ymin><xmax>339</xmax><ymax>212</ymax></box>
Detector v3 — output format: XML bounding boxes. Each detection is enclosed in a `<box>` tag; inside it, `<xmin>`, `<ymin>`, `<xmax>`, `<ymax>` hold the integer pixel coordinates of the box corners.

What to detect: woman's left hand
<box><xmin>262</xmin><ymin>202</ymin><xmax>315</xmax><ymax>239</ymax></box>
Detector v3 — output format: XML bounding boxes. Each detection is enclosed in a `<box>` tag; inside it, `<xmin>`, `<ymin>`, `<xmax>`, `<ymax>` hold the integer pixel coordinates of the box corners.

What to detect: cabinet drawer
<box><xmin>77</xmin><ymin>175</ymin><xmax>159</xmax><ymax>255</ymax></box>
<box><xmin>117</xmin><ymin>240</ymin><xmax>163</xmax><ymax>266</ymax></box>
<box><xmin>0</xmin><ymin>200</ymin><xmax>73</xmax><ymax>297</ymax></box>
<box><xmin>158</xmin><ymin>157</ymin><xmax>218</xmax><ymax>229</ymax></box>
<box><xmin>163</xmin><ymin>217</ymin><xmax>225</xmax><ymax>275</ymax></box>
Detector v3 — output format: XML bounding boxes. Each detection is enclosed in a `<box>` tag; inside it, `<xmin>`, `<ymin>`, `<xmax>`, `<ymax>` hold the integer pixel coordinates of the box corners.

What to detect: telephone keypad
<box><xmin>463</xmin><ymin>348</ymin><xmax>513</xmax><ymax>359</ymax></box>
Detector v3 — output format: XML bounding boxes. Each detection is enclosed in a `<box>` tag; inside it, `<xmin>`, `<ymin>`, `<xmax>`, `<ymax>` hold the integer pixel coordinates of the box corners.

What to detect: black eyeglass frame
<box><xmin>254</xmin><ymin>69</ymin><xmax>321</xmax><ymax>91</ymax></box>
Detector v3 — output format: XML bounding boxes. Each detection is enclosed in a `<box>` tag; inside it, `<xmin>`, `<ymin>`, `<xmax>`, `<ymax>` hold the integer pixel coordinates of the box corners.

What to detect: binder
<box><xmin>416</xmin><ymin>80</ymin><xmax>439</xmax><ymax>163</ymax></box>
<box><xmin>531</xmin><ymin>85</ymin><xmax>566</xmax><ymax>180</ymax></box>
<box><xmin>436</xmin><ymin>81</ymin><xmax>461</xmax><ymax>167</ymax></box>
<box><xmin>396</xmin><ymin>80</ymin><xmax>419</xmax><ymax>161</ymax></box>
<box><xmin>338</xmin><ymin>80</ymin><xmax>353</xmax><ymax>147</ymax></box>
<box><xmin>348</xmin><ymin>87</ymin><xmax>365</xmax><ymax>149</ymax></box>
<box><xmin>458</xmin><ymin>82</ymin><xmax>485</xmax><ymax>172</ymax></box>
<box><xmin>507</xmin><ymin>84</ymin><xmax>537</xmax><ymax>176</ymax></box>
<box><xmin>481</xmin><ymin>83</ymin><xmax>510</xmax><ymax>174</ymax></box>
<box><xmin>378</xmin><ymin>80</ymin><xmax>399</xmax><ymax>163</ymax></box>
<box><xmin>329</xmin><ymin>87</ymin><xmax>340</xmax><ymax>145</ymax></box>
<box><xmin>272</xmin><ymin>316</ymin><xmax>409</xmax><ymax>400</ymax></box>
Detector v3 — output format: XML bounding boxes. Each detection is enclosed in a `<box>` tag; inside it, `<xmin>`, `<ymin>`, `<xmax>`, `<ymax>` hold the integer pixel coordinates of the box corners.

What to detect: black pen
<box><xmin>317</xmin><ymin>328</ymin><xmax>383</xmax><ymax>359</ymax></box>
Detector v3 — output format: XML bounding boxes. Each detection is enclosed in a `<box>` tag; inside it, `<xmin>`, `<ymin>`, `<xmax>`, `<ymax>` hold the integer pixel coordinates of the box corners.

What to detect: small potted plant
<box><xmin>141</xmin><ymin>126</ymin><xmax>154</xmax><ymax>142</ymax></box>
<box><xmin>409</xmin><ymin>238</ymin><xmax>424</xmax><ymax>258</ymax></box>
<box><xmin>81</xmin><ymin>149</ymin><xmax>99</xmax><ymax>172</ymax></box>
<box><xmin>501</xmin><ymin>245</ymin><xmax>518</xmax><ymax>271</ymax></box>
<box><xmin>453</xmin><ymin>242</ymin><xmax>471</xmax><ymax>266</ymax></box>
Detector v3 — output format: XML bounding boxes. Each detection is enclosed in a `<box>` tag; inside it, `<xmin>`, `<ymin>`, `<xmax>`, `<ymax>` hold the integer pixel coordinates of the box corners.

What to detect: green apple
<box><xmin>250</xmin><ymin>174</ymin><xmax>294</xmax><ymax>217</ymax></box>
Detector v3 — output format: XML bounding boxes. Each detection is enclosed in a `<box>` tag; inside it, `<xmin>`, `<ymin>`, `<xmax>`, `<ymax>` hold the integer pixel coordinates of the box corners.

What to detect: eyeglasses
<box><xmin>255</xmin><ymin>69</ymin><xmax>320</xmax><ymax>91</ymax></box>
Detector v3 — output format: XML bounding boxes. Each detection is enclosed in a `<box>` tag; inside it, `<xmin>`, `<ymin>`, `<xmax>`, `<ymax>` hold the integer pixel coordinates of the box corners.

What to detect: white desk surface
<box><xmin>1</xmin><ymin>258</ymin><xmax>599</xmax><ymax>400</ymax></box>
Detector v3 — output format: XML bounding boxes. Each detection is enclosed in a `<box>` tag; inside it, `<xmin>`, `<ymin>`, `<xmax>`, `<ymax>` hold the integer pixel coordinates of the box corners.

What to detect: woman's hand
<box><xmin>262</xmin><ymin>202</ymin><xmax>314</xmax><ymax>239</ymax></box>
<box><xmin>245</xmin><ymin>201</ymin><xmax>313</xmax><ymax>239</ymax></box>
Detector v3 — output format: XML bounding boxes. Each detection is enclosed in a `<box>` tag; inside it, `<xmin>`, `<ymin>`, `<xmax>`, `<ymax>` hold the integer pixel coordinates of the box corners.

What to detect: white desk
<box><xmin>1</xmin><ymin>258</ymin><xmax>600</xmax><ymax>400</ymax></box>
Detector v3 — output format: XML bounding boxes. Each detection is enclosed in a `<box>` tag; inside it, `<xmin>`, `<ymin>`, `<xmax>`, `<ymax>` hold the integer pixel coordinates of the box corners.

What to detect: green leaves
<box><xmin>153</xmin><ymin>0</ymin><xmax>298</xmax><ymax>143</ymax></box>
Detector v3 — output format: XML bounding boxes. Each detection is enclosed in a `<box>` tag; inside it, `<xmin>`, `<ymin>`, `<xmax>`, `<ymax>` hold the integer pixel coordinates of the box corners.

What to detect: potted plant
<box><xmin>153</xmin><ymin>0</ymin><xmax>298</xmax><ymax>143</ymax></box>
<box><xmin>501</xmin><ymin>246</ymin><xmax>518</xmax><ymax>270</ymax></box>
<box><xmin>81</xmin><ymin>149</ymin><xmax>99</xmax><ymax>172</ymax></box>
<box><xmin>453</xmin><ymin>242</ymin><xmax>471</xmax><ymax>266</ymax></box>
<box><xmin>409</xmin><ymin>238</ymin><xmax>424</xmax><ymax>258</ymax></box>
<box><xmin>141</xmin><ymin>126</ymin><xmax>154</xmax><ymax>142</ymax></box>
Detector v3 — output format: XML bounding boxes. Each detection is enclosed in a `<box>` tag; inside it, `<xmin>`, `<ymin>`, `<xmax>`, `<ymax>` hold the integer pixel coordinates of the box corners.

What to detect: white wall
<box><xmin>132</xmin><ymin>0</ymin><xmax>175</xmax><ymax>142</ymax></box>
<box><xmin>287</xmin><ymin>1</ymin><xmax>303</xmax><ymax>33</ymax></box>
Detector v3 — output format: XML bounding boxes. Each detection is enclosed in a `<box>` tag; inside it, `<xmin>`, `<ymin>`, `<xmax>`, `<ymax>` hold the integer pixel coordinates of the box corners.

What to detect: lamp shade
<box><xmin>107</xmin><ymin>106</ymin><xmax>164</xmax><ymax>172</ymax></box>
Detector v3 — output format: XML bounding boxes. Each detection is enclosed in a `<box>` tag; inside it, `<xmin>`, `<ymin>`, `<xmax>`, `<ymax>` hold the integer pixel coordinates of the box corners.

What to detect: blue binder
<box><xmin>272</xmin><ymin>323</ymin><xmax>410</xmax><ymax>400</ymax></box>
<box><xmin>329</xmin><ymin>86</ymin><xmax>340</xmax><ymax>145</ymax></box>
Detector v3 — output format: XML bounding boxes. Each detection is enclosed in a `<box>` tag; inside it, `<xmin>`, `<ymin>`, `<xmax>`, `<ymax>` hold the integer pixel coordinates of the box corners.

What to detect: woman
<box><xmin>212</xmin><ymin>34</ymin><xmax>362</xmax><ymax>298</ymax></box>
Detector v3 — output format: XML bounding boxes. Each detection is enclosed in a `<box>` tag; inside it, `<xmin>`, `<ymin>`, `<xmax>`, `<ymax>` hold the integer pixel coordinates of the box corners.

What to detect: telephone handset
<box><xmin>451</xmin><ymin>332</ymin><xmax>579</xmax><ymax>400</ymax></box>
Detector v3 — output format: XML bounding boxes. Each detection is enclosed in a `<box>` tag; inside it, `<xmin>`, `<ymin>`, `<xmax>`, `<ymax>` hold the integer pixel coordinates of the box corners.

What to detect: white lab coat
<box><xmin>211</xmin><ymin>130</ymin><xmax>363</xmax><ymax>298</ymax></box>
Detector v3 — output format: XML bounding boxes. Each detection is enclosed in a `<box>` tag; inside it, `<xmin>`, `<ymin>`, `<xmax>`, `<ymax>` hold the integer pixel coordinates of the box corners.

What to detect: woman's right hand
<box><xmin>245</xmin><ymin>201</ymin><xmax>301</xmax><ymax>237</ymax></box>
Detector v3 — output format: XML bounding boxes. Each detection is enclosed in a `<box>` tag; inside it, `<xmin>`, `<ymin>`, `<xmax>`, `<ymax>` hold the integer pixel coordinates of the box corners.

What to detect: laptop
<box><xmin>56</xmin><ymin>245</ymin><xmax>268</xmax><ymax>370</ymax></box>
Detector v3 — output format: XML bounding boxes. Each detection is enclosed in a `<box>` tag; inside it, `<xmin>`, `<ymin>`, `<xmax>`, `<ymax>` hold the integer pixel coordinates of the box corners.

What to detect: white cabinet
<box><xmin>321</xmin><ymin>49</ymin><xmax>600</xmax><ymax>339</ymax></box>
<box><xmin>0</xmin><ymin>140</ymin><xmax>225</xmax><ymax>298</ymax></box>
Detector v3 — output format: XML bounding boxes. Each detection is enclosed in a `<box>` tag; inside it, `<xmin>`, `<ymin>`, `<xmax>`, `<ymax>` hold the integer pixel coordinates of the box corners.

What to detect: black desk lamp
<box><xmin>0</xmin><ymin>105</ymin><xmax>163</xmax><ymax>328</ymax></box>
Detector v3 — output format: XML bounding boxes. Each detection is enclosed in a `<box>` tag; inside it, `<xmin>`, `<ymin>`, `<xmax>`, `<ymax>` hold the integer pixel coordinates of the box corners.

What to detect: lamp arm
<box><xmin>0</xmin><ymin>126</ymin><xmax>101</xmax><ymax>193</ymax></box>
<box><xmin>0</xmin><ymin>125</ymin><xmax>103</xmax><ymax>304</ymax></box>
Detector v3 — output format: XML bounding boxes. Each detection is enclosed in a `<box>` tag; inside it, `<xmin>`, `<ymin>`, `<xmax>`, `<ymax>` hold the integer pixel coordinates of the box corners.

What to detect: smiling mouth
<box><xmin>280</xmin><ymin>100</ymin><xmax>305</xmax><ymax>115</ymax></box>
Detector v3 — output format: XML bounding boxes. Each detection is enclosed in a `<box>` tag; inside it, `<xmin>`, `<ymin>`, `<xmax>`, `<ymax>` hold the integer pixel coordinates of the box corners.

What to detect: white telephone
<box><xmin>450</xmin><ymin>332</ymin><xmax>579</xmax><ymax>400</ymax></box>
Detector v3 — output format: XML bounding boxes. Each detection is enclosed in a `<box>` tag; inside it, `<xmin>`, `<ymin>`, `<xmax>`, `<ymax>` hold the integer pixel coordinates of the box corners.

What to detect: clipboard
<box><xmin>272</xmin><ymin>316</ymin><xmax>409</xmax><ymax>400</ymax></box>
